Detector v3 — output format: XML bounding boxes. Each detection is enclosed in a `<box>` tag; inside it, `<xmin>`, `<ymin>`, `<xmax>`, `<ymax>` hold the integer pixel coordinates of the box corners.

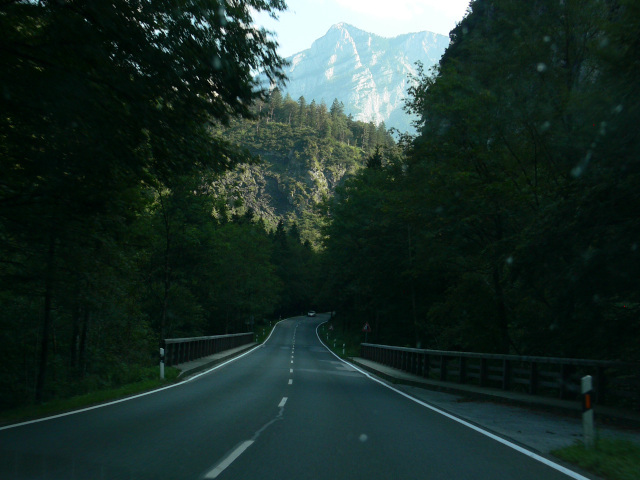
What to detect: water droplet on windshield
<box><xmin>599</xmin><ymin>121</ymin><xmax>607</xmax><ymax>135</ymax></box>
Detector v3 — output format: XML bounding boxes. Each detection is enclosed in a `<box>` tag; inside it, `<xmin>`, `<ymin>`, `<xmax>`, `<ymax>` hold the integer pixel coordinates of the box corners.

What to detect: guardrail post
<box><xmin>459</xmin><ymin>356</ymin><xmax>467</xmax><ymax>384</ymax></box>
<box><xmin>440</xmin><ymin>355</ymin><xmax>447</xmax><ymax>381</ymax></box>
<box><xmin>424</xmin><ymin>354</ymin><xmax>430</xmax><ymax>378</ymax></box>
<box><xmin>502</xmin><ymin>359</ymin><xmax>512</xmax><ymax>390</ymax></box>
<box><xmin>559</xmin><ymin>364</ymin><xmax>573</xmax><ymax>399</ymax></box>
<box><xmin>594</xmin><ymin>366</ymin><xmax>605</xmax><ymax>405</ymax></box>
<box><xmin>529</xmin><ymin>362</ymin><xmax>538</xmax><ymax>395</ymax></box>
<box><xmin>480</xmin><ymin>358</ymin><xmax>488</xmax><ymax>387</ymax></box>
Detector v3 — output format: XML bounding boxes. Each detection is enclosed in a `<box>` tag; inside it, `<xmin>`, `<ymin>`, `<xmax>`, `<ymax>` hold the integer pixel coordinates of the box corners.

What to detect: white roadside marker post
<box><xmin>160</xmin><ymin>347</ymin><xmax>165</xmax><ymax>380</ymax></box>
<box><xmin>581</xmin><ymin>375</ymin><xmax>594</xmax><ymax>449</ymax></box>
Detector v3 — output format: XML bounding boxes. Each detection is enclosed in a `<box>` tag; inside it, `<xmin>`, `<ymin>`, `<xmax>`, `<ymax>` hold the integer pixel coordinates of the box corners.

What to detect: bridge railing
<box><xmin>360</xmin><ymin>343</ymin><xmax>639</xmax><ymax>409</ymax></box>
<box><xmin>164</xmin><ymin>333</ymin><xmax>254</xmax><ymax>367</ymax></box>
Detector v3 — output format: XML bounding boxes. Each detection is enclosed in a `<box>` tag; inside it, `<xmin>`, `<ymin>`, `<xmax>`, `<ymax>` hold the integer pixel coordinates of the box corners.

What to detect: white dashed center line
<box><xmin>204</xmin><ymin>440</ymin><xmax>254</xmax><ymax>479</ymax></box>
<box><xmin>278</xmin><ymin>397</ymin><xmax>288</xmax><ymax>408</ymax></box>
<box><xmin>288</xmin><ymin>379</ymin><xmax>293</xmax><ymax>385</ymax></box>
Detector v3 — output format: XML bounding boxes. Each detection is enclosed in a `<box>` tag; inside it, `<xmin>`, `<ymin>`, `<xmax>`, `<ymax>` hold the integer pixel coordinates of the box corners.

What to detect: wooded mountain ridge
<box><xmin>210</xmin><ymin>90</ymin><xmax>396</xmax><ymax>244</ymax></box>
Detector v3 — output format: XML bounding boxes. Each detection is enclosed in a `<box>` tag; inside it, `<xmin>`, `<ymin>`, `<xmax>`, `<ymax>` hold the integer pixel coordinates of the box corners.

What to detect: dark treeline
<box><xmin>321</xmin><ymin>0</ymin><xmax>640</xmax><ymax>361</ymax></box>
<box><xmin>0</xmin><ymin>0</ymin><xmax>321</xmax><ymax>408</ymax></box>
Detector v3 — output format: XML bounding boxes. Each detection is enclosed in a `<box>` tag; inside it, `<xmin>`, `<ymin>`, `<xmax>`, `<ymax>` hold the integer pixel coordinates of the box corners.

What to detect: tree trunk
<box><xmin>78</xmin><ymin>308</ymin><xmax>90</xmax><ymax>376</ymax></box>
<box><xmin>492</xmin><ymin>266</ymin><xmax>510</xmax><ymax>354</ymax></box>
<box><xmin>407</xmin><ymin>225</ymin><xmax>419</xmax><ymax>347</ymax></box>
<box><xmin>70</xmin><ymin>302</ymin><xmax>80</xmax><ymax>369</ymax></box>
<box><xmin>159</xmin><ymin>191</ymin><xmax>171</xmax><ymax>345</ymax></box>
<box><xmin>35</xmin><ymin>234</ymin><xmax>55</xmax><ymax>402</ymax></box>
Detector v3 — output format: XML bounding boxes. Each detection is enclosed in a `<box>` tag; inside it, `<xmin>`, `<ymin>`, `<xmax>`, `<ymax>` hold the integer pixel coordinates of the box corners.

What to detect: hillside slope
<box><xmin>210</xmin><ymin>110</ymin><xmax>394</xmax><ymax>244</ymax></box>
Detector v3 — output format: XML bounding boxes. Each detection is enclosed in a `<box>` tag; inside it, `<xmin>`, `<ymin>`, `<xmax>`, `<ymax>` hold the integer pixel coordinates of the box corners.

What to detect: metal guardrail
<box><xmin>164</xmin><ymin>333</ymin><xmax>253</xmax><ymax>367</ymax></box>
<box><xmin>361</xmin><ymin>343</ymin><xmax>639</xmax><ymax>409</ymax></box>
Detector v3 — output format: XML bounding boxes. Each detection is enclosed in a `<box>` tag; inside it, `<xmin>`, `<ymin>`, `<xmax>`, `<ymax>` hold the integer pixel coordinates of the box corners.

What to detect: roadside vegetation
<box><xmin>318</xmin><ymin>321</ymin><xmax>362</xmax><ymax>359</ymax></box>
<box><xmin>0</xmin><ymin>0</ymin><xmax>321</xmax><ymax>413</ymax></box>
<box><xmin>552</xmin><ymin>438</ymin><xmax>640</xmax><ymax>480</ymax></box>
<box><xmin>319</xmin><ymin>0</ymin><xmax>640</xmax><ymax>364</ymax></box>
<box><xmin>0</xmin><ymin>366</ymin><xmax>180</xmax><ymax>427</ymax></box>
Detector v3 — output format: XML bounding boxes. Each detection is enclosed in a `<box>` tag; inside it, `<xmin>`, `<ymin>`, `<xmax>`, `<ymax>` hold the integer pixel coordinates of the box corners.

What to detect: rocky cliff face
<box><xmin>282</xmin><ymin>23</ymin><xmax>449</xmax><ymax>133</ymax></box>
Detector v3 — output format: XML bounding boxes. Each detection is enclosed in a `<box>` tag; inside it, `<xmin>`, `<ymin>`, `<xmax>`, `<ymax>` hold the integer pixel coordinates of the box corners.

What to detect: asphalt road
<box><xmin>0</xmin><ymin>314</ymin><xmax>592</xmax><ymax>479</ymax></box>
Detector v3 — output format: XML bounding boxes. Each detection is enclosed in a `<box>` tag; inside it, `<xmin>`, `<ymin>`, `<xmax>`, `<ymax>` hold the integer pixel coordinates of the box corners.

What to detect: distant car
<box><xmin>307</xmin><ymin>311</ymin><xmax>316</xmax><ymax>317</ymax></box>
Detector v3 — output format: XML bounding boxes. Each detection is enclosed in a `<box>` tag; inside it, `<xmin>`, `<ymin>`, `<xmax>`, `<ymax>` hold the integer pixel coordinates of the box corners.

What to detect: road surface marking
<box><xmin>204</xmin><ymin>440</ymin><xmax>253</xmax><ymax>479</ymax></box>
<box><xmin>291</xmin><ymin>360</ymin><xmax>293</xmax><ymax>364</ymax></box>
<box><xmin>288</xmin><ymin>379</ymin><xmax>293</xmax><ymax>385</ymax></box>
<box><xmin>290</xmin><ymin>368</ymin><xmax>293</xmax><ymax>373</ymax></box>
<box><xmin>0</xmin><ymin>319</ymin><xmax>289</xmax><ymax>431</ymax></box>
<box><xmin>278</xmin><ymin>397</ymin><xmax>288</xmax><ymax>408</ymax></box>
<box><xmin>315</xmin><ymin>322</ymin><xmax>591</xmax><ymax>480</ymax></box>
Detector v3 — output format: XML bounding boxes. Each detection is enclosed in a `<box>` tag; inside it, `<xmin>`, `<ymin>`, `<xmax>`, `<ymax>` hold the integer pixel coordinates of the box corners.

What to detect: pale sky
<box><xmin>254</xmin><ymin>0</ymin><xmax>472</xmax><ymax>58</ymax></box>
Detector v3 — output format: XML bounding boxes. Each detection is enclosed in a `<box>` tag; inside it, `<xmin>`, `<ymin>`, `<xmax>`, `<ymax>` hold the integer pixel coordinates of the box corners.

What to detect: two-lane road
<box><xmin>0</xmin><ymin>315</ymin><xmax>591</xmax><ymax>479</ymax></box>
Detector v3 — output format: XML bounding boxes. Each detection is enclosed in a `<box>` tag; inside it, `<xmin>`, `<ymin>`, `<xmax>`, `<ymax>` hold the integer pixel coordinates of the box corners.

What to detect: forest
<box><xmin>1</xmin><ymin>0</ymin><xmax>638</xmax><ymax>412</ymax></box>
<box><xmin>209</xmin><ymin>90</ymin><xmax>395</xmax><ymax>245</ymax></box>
<box><xmin>0</xmin><ymin>0</ymin><xmax>306</xmax><ymax>408</ymax></box>
<box><xmin>322</xmin><ymin>0</ymin><xmax>640</xmax><ymax>361</ymax></box>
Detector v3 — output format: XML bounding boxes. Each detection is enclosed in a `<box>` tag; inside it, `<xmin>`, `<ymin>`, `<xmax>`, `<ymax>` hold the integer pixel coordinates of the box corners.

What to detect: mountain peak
<box><xmin>328</xmin><ymin>22</ymin><xmax>365</xmax><ymax>34</ymax></box>
<box><xmin>323</xmin><ymin>22</ymin><xmax>376</xmax><ymax>43</ymax></box>
<box><xmin>284</xmin><ymin>25</ymin><xmax>450</xmax><ymax>133</ymax></box>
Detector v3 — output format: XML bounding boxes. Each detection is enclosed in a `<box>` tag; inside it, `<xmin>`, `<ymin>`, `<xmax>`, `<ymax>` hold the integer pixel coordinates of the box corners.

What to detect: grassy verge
<box><xmin>255</xmin><ymin>320</ymin><xmax>278</xmax><ymax>344</ymax></box>
<box><xmin>552</xmin><ymin>438</ymin><xmax>640</xmax><ymax>480</ymax></box>
<box><xmin>0</xmin><ymin>366</ymin><xmax>180</xmax><ymax>427</ymax></box>
<box><xmin>318</xmin><ymin>321</ymin><xmax>362</xmax><ymax>358</ymax></box>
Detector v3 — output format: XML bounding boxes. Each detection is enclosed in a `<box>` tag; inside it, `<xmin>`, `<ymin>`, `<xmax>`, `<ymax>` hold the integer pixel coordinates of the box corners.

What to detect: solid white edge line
<box><xmin>314</xmin><ymin>322</ymin><xmax>590</xmax><ymax>480</ymax></box>
<box><xmin>278</xmin><ymin>397</ymin><xmax>288</xmax><ymax>408</ymax></box>
<box><xmin>204</xmin><ymin>440</ymin><xmax>254</xmax><ymax>479</ymax></box>
<box><xmin>0</xmin><ymin>319</ymin><xmax>289</xmax><ymax>431</ymax></box>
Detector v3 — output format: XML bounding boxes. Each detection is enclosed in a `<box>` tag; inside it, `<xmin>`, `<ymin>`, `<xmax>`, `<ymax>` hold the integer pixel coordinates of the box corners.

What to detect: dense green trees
<box><xmin>261</xmin><ymin>90</ymin><xmax>394</xmax><ymax>150</ymax></box>
<box><xmin>321</xmin><ymin>0</ymin><xmax>640</xmax><ymax>360</ymax></box>
<box><xmin>0</xmin><ymin>0</ymin><xmax>294</xmax><ymax>407</ymax></box>
<box><xmin>210</xmin><ymin>90</ymin><xmax>396</xmax><ymax>245</ymax></box>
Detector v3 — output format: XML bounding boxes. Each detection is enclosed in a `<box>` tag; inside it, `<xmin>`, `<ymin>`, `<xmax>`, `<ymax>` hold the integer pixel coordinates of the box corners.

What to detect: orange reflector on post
<box><xmin>582</xmin><ymin>390</ymin><xmax>593</xmax><ymax>412</ymax></box>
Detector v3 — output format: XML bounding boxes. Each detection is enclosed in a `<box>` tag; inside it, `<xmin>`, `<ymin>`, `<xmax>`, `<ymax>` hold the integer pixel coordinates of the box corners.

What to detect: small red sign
<box><xmin>362</xmin><ymin>322</ymin><xmax>372</xmax><ymax>333</ymax></box>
